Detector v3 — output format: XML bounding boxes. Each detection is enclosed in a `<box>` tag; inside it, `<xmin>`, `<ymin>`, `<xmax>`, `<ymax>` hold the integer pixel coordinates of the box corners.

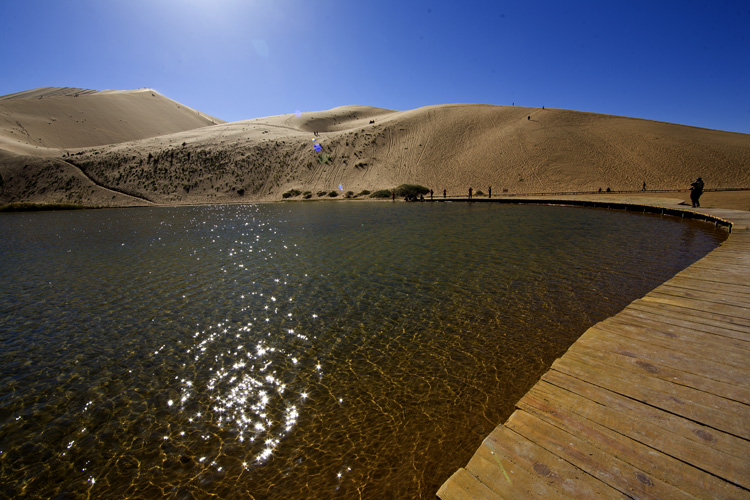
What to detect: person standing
<box><xmin>488</xmin><ymin>186</ymin><xmax>492</xmax><ymax>198</ymax></box>
<box><xmin>468</xmin><ymin>187</ymin><xmax>473</xmax><ymax>200</ymax></box>
<box><xmin>690</xmin><ymin>177</ymin><xmax>704</xmax><ymax>208</ymax></box>
<box><xmin>443</xmin><ymin>189</ymin><xmax>446</xmax><ymax>199</ymax></box>
<box><xmin>430</xmin><ymin>189</ymin><xmax>433</xmax><ymax>200</ymax></box>
<box><xmin>642</xmin><ymin>181</ymin><xmax>646</xmax><ymax>191</ymax></box>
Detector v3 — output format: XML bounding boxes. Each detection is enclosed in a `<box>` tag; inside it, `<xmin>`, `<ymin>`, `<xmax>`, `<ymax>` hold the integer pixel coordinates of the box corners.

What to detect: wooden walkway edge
<box><xmin>438</xmin><ymin>201</ymin><xmax>750</xmax><ymax>500</ymax></box>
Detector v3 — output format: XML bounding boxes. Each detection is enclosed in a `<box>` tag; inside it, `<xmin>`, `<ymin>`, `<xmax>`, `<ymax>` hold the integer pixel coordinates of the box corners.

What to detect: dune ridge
<box><xmin>0</xmin><ymin>88</ymin><xmax>747</xmax><ymax>208</ymax></box>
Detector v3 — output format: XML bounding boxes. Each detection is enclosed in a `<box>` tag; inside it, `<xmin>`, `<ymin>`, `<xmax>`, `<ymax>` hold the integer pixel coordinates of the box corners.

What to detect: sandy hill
<box><xmin>0</xmin><ymin>90</ymin><xmax>748</xmax><ymax>208</ymax></box>
<box><xmin>0</xmin><ymin>87</ymin><xmax>223</xmax><ymax>155</ymax></box>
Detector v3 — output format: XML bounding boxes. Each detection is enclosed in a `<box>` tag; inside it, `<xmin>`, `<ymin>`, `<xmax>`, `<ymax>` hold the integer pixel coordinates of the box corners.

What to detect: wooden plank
<box><xmin>642</xmin><ymin>293</ymin><xmax>750</xmax><ymax>321</ymax></box>
<box><xmin>613</xmin><ymin>306</ymin><xmax>750</xmax><ymax>349</ymax></box>
<box><xmin>675</xmin><ymin>267</ymin><xmax>750</xmax><ymax>286</ymax></box>
<box><xmin>626</xmin><ymin>300</ymin><xmax>750</xmax><ymax>338</ymax></box>
<box><xmin>635</xmin><ymin>297</ymin><xmax>750</xmax><ymax>330</ymax></box>
<box><xmin>599</xmin><ymin>314</ymin><xmax>750</xmax><ymax>365</ymax></box>
<box><xmin>516</xmin><ymin>395</ymin><xmax>748</xmax><ymax>499</ymax></box>
<box><xmin>655</xmin><ymin>284</ymin><xmax>750</xmax><ymax>309</ymax></box>
<box><xmin>691</xmin><ymin>254</ymin><xmax>750</xmax><ymax>267</ymax></box>
<box><xmin>586</xmin><ymin>319</ymin><xmax>750</xmax><ymax>380</ymax></box>
<box><xmin>482</xmin><ymin>425</ymin><xmax>628</xmax><ymax>499</ymax></box>
<box><xmin>437</xmin><ymin>468</ymin><xmax>504</xmax><ymax>500</ymax></box>
<box><xmin>541</xmin><ymin>370</ymin><xmax>749</xmax><ymax>461</ymax></box>
<box><xmin>574</xmin><ymin>328</ymin><xmax>750</xmax><ymax>397</ymax></box>
<box><xmin>525</xmin><ymin>380</ymin><xmax>749</xmax><ymax>489</ymax></box>
<box><xmin>551</xmin><ymin>352</ymin><xmax>750</xmax><ymax>439</ymax></box>
<box><xmin>466</xmin><ymin>438</ymin><xmax>573</xmax><ymax>500</ymax></box>
<box><xmin>666</xmin><ymin>276</ymin><xmax>750</xmax><ymax>297</ymax></box>
<box><xmin>505</xmin><ymin>410</ymin><xmax>700</xmax><ymax>500</ymax></box>
<box><xmin>659</xmin><ymin>282</ymin><xmax>750</xmax><ymax>303</ymax></box>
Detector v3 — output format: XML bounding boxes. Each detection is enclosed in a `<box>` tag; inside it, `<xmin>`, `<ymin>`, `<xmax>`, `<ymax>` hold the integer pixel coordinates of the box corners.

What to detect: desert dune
<box><xmin>0</xmin><ymin>87</ymin><xmax>748</xmax><ymax>209</ymax></box>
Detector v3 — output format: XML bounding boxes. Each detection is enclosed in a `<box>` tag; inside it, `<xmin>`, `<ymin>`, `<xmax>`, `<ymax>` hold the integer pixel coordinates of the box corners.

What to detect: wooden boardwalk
<box><xmin>438</xmin><ymin>203</ymin><xmax>750</xmax><ymax>500</ymax></box>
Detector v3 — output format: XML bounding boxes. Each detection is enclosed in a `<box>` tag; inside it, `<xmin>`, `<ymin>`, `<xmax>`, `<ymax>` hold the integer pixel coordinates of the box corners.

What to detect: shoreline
<box><xmin>3</xmin><ymin>189</ymin><xmax>748</xmax><ymax>213</ymax></box>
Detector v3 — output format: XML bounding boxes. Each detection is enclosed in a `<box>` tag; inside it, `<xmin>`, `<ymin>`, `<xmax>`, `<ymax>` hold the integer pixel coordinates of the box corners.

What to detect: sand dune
<box><xmin>0</xmin><ymin>88</ymin><xmax>748</xmax><ymax>208</ymax></box>
<box><xmin>0</xmin><ymin>87</ymin><xmax>223</xmax><ymax>155</ymax></box>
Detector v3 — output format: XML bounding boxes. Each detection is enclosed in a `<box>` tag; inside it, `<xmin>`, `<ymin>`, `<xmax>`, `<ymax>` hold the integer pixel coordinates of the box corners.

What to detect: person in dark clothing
<box><xmin>468</xmin><ymin>187</ymin><xmax>473</xmax><ymax>200</ymax></box>
<box><xmin>690</xmin><ymin>177</ymin><xmax>704</xmax><ymax>208</ymax></box>
<box><xmin>488</xmin><ymin>186</ymin><xmax>492</xmax><ymax>198</ymax></box>
<box><xmin>443</xmin><ymin>189</ymin><xmax>446</xmax><ymax>199</ymax></box>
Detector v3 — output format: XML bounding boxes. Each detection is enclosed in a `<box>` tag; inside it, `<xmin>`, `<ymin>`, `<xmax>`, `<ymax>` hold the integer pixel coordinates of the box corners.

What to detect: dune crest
<box><xmin>0</xmin><ymin>89</ymin><xmax>747</xmax><ymax>208</ymax></box>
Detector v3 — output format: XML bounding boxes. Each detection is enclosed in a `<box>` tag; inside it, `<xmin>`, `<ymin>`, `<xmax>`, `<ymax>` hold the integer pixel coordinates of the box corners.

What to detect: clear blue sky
<box><xmin>2</xmin><ymin>0</ymin><xmax>748</xmax><ymax>133</ymax></box>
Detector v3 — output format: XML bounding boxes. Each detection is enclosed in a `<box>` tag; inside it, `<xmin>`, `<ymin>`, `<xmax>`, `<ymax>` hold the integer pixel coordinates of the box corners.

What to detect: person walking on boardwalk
<box><xmin>468</xmin><ymin>187</ymin><xmax>473</xmax><ymax>200</ymax></box>
<box><xmin>690</xmin><ymin>177</ymin><xmax>704</xmax><ymax>208</ymax></box>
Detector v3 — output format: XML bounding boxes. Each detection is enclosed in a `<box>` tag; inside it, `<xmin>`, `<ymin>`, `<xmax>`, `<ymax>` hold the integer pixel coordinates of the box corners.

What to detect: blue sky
<box><xmin>2</xmin><ymin>0</ymin><xmax>748</xmax><ymax>133</ymax></box>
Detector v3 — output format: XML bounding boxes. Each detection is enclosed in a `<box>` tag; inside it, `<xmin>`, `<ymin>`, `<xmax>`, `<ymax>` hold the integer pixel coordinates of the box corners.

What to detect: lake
<box><xmin>0</xmin><ymin>201</ymin><xmax>726</xmax><ymax>499</ymax></box>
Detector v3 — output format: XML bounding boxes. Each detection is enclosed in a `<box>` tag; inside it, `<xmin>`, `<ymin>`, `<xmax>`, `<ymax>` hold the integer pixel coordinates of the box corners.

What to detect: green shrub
<box><xmin>282</xmin><ymin>189</ymin><xmax>302</xmax><ymax>199</ymax></box>
<box><xmin>328</xmin><ymin>190</ymin><xmax>339</xmax><ymax>197</ymax></box>
<box><xmin>317</xmin><ymin>191</ymin><xmax>327</xmax><ymax>197</ymax></box>
<box><xmin>358</xmin><ymin>190</ymin><xmax>371</xmax><ymax>196</ymax></box>
<box><xmin>393</xmin><ymin>184</ymin><xmax>429</xmax><ymax>197</ymax></box>
<box><xmin>369</xmin><ymin>189</ymin><xmax>392</xmax><ymax>198</ymax></box>
<box><xmin>344</xmin><ymin>191</ymin><xmax>354</xmax><ymax>199</ymax></box>
<box><xmin>303</xmin><ymin>191</ymin><xmax>312</xmax><ymax>199</ymax></box>
<box><xmin>0</xmin><ymin>202</ymin><xmax>86</xmax><ymax>212</ymax></box>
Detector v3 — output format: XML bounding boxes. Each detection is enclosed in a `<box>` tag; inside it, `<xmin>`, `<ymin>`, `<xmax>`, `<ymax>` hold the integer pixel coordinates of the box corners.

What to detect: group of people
<box><xmin>395</xmin><ymin>177</ymin><xmax>705</xmax><ymax>206</ymax></box>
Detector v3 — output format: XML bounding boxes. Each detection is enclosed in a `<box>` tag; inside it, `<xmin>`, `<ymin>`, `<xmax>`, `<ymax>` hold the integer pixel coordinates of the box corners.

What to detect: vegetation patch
<box><xmin>327</xmin><ymin>190</ymin><xmax>339</xmax><ymax>197</ymax></box>
<box><xmin>369</xmin><ymin>189</ymin><xmax>393</xmax><ymax>198</ymax></box>
<box><xmin>393</xmin><ymin>184</ymin><xmax>430</xmax><ymax>197</ymax></box>
<box><xmin>317</xmin><ymin>191</ymin><xmax>328</xmax><ymax>197</ymax></box>
<box><xmin>303</xmin><ymin>191</ymin><xmax>312</xmax><ymax>199</ymax></box>
<box><xmin>282</xmin><ymin>189</ymin><xmax>302</xmax><ymax>199</ymax></box>
<box><xmin>357</xmin><ymin>190</ymin><xmax>371</xmax><ymax>196</ymax></box>
<box><xmin>0</xmin><ymin>202</ymin><xmax>87</xmax><ymax>212</ymax></box>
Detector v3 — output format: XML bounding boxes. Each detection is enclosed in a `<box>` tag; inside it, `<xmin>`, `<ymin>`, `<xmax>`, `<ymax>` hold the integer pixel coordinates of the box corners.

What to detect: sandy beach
<box><xmin>1</xmin><ymin>87</ymin><xmax>748</xmax><ymax>210</ymax></box>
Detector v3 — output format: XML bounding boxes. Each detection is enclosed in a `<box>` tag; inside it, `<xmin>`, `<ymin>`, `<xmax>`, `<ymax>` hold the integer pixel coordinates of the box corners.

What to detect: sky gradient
<box><xmin>2</xmin><ymin>0</ymin><xmax>748</xmax><ymax>133</ymax></box>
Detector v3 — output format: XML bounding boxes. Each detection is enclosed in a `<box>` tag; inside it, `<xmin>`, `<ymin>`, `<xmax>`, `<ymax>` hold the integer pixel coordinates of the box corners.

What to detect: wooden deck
<box><xmin>438</xmin><ymin>203</ymin><xmax>750</xmax><ymax>500</ymax></box>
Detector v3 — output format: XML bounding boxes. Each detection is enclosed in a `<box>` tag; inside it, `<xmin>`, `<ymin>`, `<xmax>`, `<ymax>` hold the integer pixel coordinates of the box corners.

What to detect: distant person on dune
<box><xmin>642</xmin><ymin>181</ymin><xmax>646</xmax><ymax>191</ymax></box>
<box><xmin>690</xmin><ymin>177</ymin><xmax>704</xmax><ymax>208</ymax></box>
<box><xmin>443</xmin><ymin>189</ymin><xmax>446</xmax><ymax>199</ymax></box>
<box><xmin>468</xmin><ymin>187</ymin><xmax>473</xmax><ymax>200</ymax></box>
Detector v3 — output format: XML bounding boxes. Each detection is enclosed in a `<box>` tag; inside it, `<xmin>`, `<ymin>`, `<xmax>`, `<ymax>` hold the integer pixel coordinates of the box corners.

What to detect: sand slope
<box><xmin>0</xmin><ymin>89</ymin><xmax>748</xmax><ymax>208</ymax></box>
<box><xmin>0</xmin><ymin>87</ymin><xmax>223</xmax><ymax>155</ymax></box>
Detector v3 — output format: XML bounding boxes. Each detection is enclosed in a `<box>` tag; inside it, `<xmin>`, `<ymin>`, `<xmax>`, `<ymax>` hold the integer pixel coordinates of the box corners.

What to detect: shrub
<box><xmin>393</xmin><ymin>184</ymin><xmax>430</xmax><ymax>197</ymax></box>
<box><xmin>344</xmin><ymin>191</ymin><xmax>354</xmax><ymax>199</ymax></box>
<box><xmin>328</xmin><ymin>190</ymin><xmax>339</xmax><ymax>197</ymax></box>
<box><xmin>303</xmin><ymin>191</ymin><xmax>312</xmax><ymax>199</ymax></box>
<box><xmin>317</xmin><ymin>191</ymin><xmax>327</xmax><ymax>197</ymax></box>
<box><xmin>369</xmin><ymin>189</ymin><xmax>392</xmax><ymax>198</ymax></box>
<box><xmin>282</xmin><ymin>189</ymin><xmax>302</xmax><ymax>199</ymax></box>
<box><xmin>358</xmin><ymin>190</ymin><xmax>371</xmax><ymax>196</ymax></box>
<box><xmin>475</xmin><ymin>190</ymin><xmax>485</xmax><ymax>196</ymax></box>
